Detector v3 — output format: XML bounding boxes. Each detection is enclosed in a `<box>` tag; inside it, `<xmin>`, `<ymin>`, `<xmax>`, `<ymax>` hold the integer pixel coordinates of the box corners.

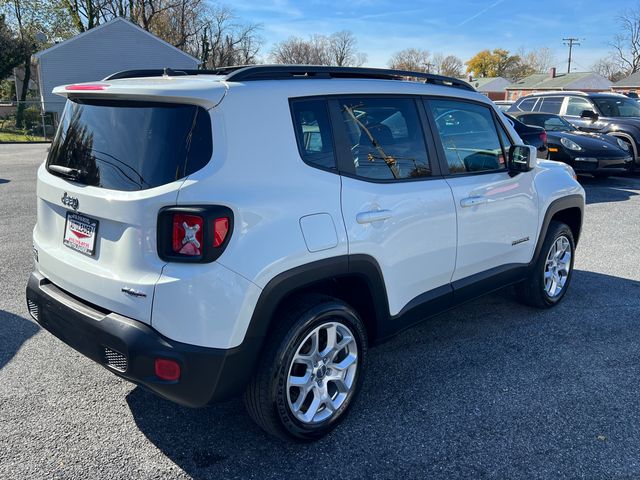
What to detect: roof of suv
<box><xmin>54</xmin><ymin>64</ymin><xmax>493</xmax><ymax>108</ymax></box>
<box><xmin>524</xmin><ymin>90</ymin><xmax>627</xmax><ymax>98</ymax></box>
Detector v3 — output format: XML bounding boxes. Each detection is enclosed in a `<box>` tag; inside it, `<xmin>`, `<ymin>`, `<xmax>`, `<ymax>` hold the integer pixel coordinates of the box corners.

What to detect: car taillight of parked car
<box><xmin>158</xmin><ymin>207</ymin><xmax>233</xmax><ymax>262</ymax></box>
<box><xmin>540</xmin><ymin>131</ymin><xmax>548</xmax><ymax>146</ymax></box>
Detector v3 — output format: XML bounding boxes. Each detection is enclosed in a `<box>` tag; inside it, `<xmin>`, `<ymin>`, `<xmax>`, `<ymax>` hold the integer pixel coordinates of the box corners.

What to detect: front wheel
<box><xmin>244</xmin><ymin>295</ymin><xmax>368</xmax><ymax>441</ymax></box>
<box><xmin>516</xmin><ymin>221</ymin><xmax>575</xmax><ymax>308</ymax></box>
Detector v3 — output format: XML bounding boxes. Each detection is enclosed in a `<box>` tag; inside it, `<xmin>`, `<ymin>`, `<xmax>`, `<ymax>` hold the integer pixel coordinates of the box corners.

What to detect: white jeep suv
<box><xmin>26</xmin><ymin>65</ymin><xmax>585</xmax><ymax>440</ymax></box>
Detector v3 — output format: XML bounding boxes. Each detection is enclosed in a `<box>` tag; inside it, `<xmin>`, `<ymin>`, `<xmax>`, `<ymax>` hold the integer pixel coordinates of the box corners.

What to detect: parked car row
<box><xmin>500</xmin><ymin>91</ymin><xmax>640</xmax><ymax>177</ymax></box>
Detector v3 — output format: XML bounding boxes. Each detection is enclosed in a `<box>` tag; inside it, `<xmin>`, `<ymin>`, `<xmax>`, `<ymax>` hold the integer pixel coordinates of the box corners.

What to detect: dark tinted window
<box><xmin>47</xmin><ymin>99</ymin><xmax>212</xmax><ymax>191</ymax></box>
<box><xmin>516</xmin><ymin>97</ymin><xmax>538</xmax><ymax>112</ymax></box>
<box><xmin>592</xmin><ymin>96</ymin><xmax>640</xmax><ymax>117</ymax></box>
<box><xmin>338</xmin><ymin>97</ymin><xmax>431</xmax><ymax>180</ymax></box>
<box><xmin>536</xmin><ymin>96</ymin><xmax>563</xmax><ymax>114</ymax></box>
<box><xmin>428</xmin><ymin>99</ymin><xmax>506</xmax><ymax>174</ymax></box>
<box><xmin>290</xmin><ymin>99</ymin><xmax>335</xmax><ymax>169</ymax></box>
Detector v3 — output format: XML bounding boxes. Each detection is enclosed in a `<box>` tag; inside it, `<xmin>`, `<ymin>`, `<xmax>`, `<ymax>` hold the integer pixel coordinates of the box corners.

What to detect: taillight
<box><xmin>155</xmin><ymin>358</ymin><xmax>181</xmax><ymax>381</ymax></box>
<box><xmin>213</xmin><ymin>217</ymin><xmax>229</xmax><ymax>247</ymax></box>
<box><xmin>172</xmin><ymin>214</ymin><xmax>204</xmax><ymax>256</ymax></box>
<box><xmin>157</xmin><ymin>206</ymin><xmax>233</xmax><ymax>263</ymax></box>
<box><xmin>540</xmin><ymin>131</ymin><xmax>548</xmax><ymax>146</ymax></box>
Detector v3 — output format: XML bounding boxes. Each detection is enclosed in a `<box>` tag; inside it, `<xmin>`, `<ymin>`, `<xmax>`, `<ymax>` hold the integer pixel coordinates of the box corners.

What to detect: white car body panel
<box><xmin>445</xmin><ymin>170</ymin><xmax>539</xmax><ymax>281</ymax></box>
<box><xmin>33</xmin><ymin>74</ymin><xmax>585</xmax><ymax>351</ymax></box>
<box><xmin>340</xmin><ymin>177</ymin><xmax>457</xmax><ymax>316</ymax></box>
<box><xmin>33</xmin><ymin>163</ymin><xmax>180</xmax><ymax>323</ymax></box>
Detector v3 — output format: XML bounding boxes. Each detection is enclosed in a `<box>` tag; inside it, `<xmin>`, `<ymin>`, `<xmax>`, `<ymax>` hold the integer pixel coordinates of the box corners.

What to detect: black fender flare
<box><xmin>224</xmin><ymin>254</ymin><xmax>390</xmax><ymax>399</ymax></box>
<box><xmin>532</xmin><ymin>194</ymin><xmax>584</xmax><ymax>264</ymax></box>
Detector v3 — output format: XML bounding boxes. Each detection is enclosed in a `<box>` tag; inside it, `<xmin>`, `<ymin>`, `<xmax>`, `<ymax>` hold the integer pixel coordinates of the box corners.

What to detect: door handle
<box><xmin>356</xmin><ymin>209</ymin><xmax>393</xmax><ymax>224</ymax></box>
<box><xmin>460</xmin><ymin>196</ymin><xmax>488</xmax><ymax>208</ymax></box>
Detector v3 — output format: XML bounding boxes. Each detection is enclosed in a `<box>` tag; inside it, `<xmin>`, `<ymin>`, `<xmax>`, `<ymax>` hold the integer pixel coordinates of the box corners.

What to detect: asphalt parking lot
<box><xmin>1</xmin><ymin>143</ymin><xmax>640</xmax><ymax>479</ymax></box>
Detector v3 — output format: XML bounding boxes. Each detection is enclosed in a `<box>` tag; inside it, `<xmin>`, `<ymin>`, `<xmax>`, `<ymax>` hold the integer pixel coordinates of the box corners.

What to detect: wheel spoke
<box><xmin>291</xmin><ymin>386</ymin><xmax>311</xmax><ymax>412</ymax></box>
<box><xmin>302</xmin><ymin>391</ymin><xmax>322</xmax><ymax>422</ymax></box>
<box><xmin>320</xmin><ymin>324</ymin><xmax>337</xmax><ymax>357</ymax></box>
<box><xmin>330</xmin><ymin>377</ymin><xmax>350</xmax><ymax>393</ymax></box>
<box><xmin>289</xmin><ymin>371</ymin><xmax>311</xmax><ymax>387</ymax></box>
<box><xmin>332</xmin><ymin>353</ymin><xmax>357</xmax><ymax>371</ymax></box>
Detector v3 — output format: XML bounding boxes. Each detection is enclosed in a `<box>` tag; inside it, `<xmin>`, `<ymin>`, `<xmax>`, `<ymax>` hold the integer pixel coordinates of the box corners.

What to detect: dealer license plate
<box><xmin>63</xmin><ymin>212</ymin><xmax>99</xmax><ymax>256</ymax></box>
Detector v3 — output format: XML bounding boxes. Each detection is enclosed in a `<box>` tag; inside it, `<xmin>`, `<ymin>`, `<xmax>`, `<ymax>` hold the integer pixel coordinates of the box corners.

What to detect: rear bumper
<box><xmin>26</xmin><ymin>272</ymin><xmax>258</xmax><ymax>407</ymax></box>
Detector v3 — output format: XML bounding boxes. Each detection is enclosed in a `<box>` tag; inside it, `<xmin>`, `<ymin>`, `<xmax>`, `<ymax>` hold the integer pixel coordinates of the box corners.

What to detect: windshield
<box><xmin>592</xmin><ymin>97</ymin><xmax>640</xmax><ymax>118</ymax></box>
<box><xmin>47</xmin><ymin>99</ymin><xmax>212</xmax><ymax>191</ymax></box>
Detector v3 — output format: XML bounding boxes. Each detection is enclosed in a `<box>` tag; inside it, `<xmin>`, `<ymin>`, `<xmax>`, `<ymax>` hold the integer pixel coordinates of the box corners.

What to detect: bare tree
<box><xmin>200</xmin><ymin>6</ymin><xmax>261</xmax><ymax>68</ymax></box>
<box><xmin>592</xmin><ymin>57</ymin><xmax>627</xmax><ymax>82</ymax></box>
<box><xmin>388</xmin><ymin>48</ymin><xmax>431</xmax><ymax>72</ymax></box>
<box><xmin>518</xmin><ymin>47</ymin><xmax>556</xmax><ymax>73</ymax></box>
<box><xmin>612</xmin><ymin>7</ymin><xmax>640</xmax><ymax>74</ymax></box>
<box><xmin>270</xmin><ymin>31</ymin><xmax>365</xmax><ymax>66</ymax></box>
<box><xmin>328</xmin><ymin>30</ymin><xmax>366</xmax><ymax>66</ymax></box>
<box><xmin>432</xmin><ymin>53</ymin><xmax>464</xmax><ymax>77</ymax></box>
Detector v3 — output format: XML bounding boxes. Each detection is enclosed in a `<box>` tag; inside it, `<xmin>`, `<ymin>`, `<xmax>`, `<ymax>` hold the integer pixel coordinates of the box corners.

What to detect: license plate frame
<box><xmin>63</xmin><ymin>212</ymin><xmax>99</xmax><ymax>256</ymax></box>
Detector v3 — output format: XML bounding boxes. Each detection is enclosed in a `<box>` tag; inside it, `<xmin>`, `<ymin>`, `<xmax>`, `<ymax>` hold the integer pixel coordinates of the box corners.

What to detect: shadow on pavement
<box><xmin>127</xmin><ymin>270</ymin><xmax>640</xmax><ymax>479</ymax></box>
<box><xmin>579</xmin><ymin>174</ymin><xmax>640</xmax><ymax>204</ymax></box>
<box><xmin>0</xmin><ymin>309</ymin><xmax>39</xmax><ymax>371</ymax></box>
<box><xmin>0</xmin><ymin>179</ymin><xmax>10</xmax><ymax>185</ymax></box>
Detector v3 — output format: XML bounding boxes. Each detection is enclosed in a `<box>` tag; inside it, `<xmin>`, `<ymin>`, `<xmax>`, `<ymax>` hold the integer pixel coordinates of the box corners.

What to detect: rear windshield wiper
<box><xmin>47</xmin><ymin>164</ymin><xmax>83</xmax><ymax>180</ymax></box>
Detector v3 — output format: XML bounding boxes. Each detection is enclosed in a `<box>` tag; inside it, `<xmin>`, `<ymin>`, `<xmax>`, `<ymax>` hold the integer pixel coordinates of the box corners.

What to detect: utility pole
<box><xmin>563</xmin><ymin>37</ymin><xmax>581</xmax><ymax>73</ymax></box>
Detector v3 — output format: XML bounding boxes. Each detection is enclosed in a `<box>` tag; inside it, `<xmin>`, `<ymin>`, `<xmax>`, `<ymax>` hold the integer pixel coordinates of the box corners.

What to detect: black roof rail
<box><xmin>223</xmin><ymin>65</ymin><xmax>475</xmax><ymax>91</ymax></box>
<box><xmin>102</xmin><ymin>65</ymin><xmax>474</xmax><ymax>92</ymax></box>
<box><xmin>103</xmin><ymin>66</ymin><xmax>247</xmax><ymax>81</ymax></box>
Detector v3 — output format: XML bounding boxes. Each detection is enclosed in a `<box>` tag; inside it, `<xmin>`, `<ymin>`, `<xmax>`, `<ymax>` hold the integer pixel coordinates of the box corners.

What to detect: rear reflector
<box><xmin>213</xmin><ymin>217</ymin><xmax>229</xmax><ymax>247</ymax></box>
<box><xmin>65</xmin><ymin>84</ymin><xmax>110</xmax><ymax>91</ymax></box>
<box><xmin>155</xmin><ymin>358</ymin><xmax>181</xmax><ymax>381</ymax></box>
<box><xmin>172</xmin><ymin>213</ymin><xmax>204</xmax><ymax>256</ymax></box>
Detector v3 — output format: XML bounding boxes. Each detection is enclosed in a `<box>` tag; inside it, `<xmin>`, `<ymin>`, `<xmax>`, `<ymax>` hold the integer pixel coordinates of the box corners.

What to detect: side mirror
<box><xmin>580</xmin><ymin>109</ymin><xmax>598</xmax><ymax>120</ymax></box>
<box><xmin>508</xmin><ymin>145</ymin><xmax>535</xmax><ymax>174</ymax></box>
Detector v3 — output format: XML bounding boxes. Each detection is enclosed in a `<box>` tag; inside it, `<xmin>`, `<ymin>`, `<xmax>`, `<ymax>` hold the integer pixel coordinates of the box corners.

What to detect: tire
<box><xmin>244</xmin><ymin>294</ymin><xmax>368</xmax><ymax>441</ymax></box>
<box><xmin>516</xmin><ymin>221</ymin><xmax>575</xmax><ymax>309</ymax></box>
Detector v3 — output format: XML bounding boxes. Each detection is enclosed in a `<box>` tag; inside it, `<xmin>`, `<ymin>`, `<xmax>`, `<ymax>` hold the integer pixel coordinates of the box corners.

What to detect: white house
<box><xmin>33</xmin><ymin>17</ymin><xmax>200</xmax><ymax>119</ymax></box>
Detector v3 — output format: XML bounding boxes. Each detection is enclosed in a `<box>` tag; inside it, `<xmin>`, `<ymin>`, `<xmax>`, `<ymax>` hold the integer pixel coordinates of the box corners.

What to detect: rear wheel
<box><xmin>516</xmin><ymin>221</ymin><xmax>575</xmax><ymax>308</ymax></box>
<box><xmin>244</xmin><ymin>294</ymin><xmax>367</xmax><ymax>441</ymax></box>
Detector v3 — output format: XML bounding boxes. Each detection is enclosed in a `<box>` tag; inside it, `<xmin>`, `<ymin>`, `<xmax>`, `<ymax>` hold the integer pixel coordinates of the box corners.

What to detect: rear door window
<box><xmin>336</xmin><ymin>97</ymin><xmax>432</xmax><ymax>180</ymax></box>
<box><xmin>536</xmin><ymin>96</ymin><xmax>563</xmax><ymax>114</ymax></box>
<box><xmin>47</xmin><ymin>99</ymin><xmax>212</xmax><ymax>191</ymax></box>
<box><xmin>516</xmin><ymin>97</ymin><xmax>538</xmax><ymax>112</ymax></box>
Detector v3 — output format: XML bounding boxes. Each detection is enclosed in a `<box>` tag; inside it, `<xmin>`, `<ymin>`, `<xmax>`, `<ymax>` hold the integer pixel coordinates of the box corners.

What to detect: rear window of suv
<box><xmin>47</xmin><ymin>99</ymin><xmax>212</xmax><ymax>191</ymax></box>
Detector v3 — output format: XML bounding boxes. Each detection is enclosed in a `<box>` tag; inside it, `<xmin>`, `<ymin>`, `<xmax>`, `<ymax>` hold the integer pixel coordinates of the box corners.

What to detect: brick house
<box><xmin>506</xmin><ymin>68</ymin><xmax>612</xmax><ymax>101</ymax></box>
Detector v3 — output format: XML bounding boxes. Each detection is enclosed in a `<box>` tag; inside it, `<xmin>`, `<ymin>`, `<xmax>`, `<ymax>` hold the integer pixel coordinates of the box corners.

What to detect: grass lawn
<box><xmin>0</xmin><ymin>131</ymin><xmax>48</xmax><ymax>143</ymax></box>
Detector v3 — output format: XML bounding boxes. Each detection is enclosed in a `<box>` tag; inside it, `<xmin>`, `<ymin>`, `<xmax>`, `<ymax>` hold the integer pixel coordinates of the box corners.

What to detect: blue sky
<box><xmin>233</xmin><ymin>0</ymin><xmax>635</xmax><ymax>71</ymax></box>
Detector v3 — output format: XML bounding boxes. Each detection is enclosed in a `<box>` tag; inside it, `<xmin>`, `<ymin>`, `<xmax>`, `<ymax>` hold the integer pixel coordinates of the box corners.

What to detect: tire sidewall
<box><xmin>271</xmin><ymin>302</ymin><xmax>367</xmax><ymax>440</ymax></box>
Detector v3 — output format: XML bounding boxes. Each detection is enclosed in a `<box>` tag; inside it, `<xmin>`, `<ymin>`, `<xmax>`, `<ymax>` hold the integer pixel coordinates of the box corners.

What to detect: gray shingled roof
<box><xmin>506</xmin><ymin>72</ymin><xmax>611</xmax><ymax>90</ymax></box>
<box><xmin>613</xmin><ymin>71</ymin><xmax>640</xmax><ymax>87</ymax></box>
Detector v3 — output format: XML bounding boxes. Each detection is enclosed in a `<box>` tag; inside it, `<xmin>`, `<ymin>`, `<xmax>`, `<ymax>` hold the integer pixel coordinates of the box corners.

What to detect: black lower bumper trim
<box><xmin>26</xmin><ymin>272</ymin><xmax>258</xmax><ymax>407</ymax></box>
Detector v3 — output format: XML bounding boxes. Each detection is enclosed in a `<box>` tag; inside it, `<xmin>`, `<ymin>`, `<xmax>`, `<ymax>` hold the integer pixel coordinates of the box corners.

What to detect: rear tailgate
<box><xmin>34</xmin><ymin>168</ymin><xmax>178</xmax><ymax>322</ymax></box>
<box><xmin>33</xmin><ymin>79</ymin><xmax>224</xmax><ymax>323</ymax></box>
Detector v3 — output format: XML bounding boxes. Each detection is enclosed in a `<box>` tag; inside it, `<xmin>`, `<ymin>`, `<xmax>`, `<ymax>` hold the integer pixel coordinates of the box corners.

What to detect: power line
<box><xmin>563</xmin><ymin>37</ymin><xmax>581</xmax><ymax>73</ymax></box>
